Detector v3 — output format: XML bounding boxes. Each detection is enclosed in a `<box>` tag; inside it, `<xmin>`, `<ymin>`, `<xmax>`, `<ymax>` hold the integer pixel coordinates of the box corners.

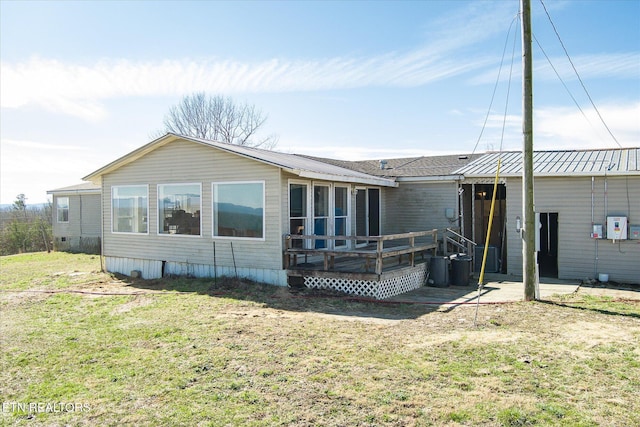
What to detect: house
<box><xmin>300</xmin><ymin>153</ymin><xmax>482</xmax><ymax>236</ymax></box>
<box><xmin>75</xmin><ymin>134</ymin><xmax>639</xmax><ymax>294</ymax></box>
<box><xmin>47</xmin><ymin>182</ymin><xmax>102</xmax><ymax>254</ymax></box>
<box><xmin>454</xmin><ymin>148</ymin><xmax>640</xmax><ymax>284</ymax></box>
<box><xmin>83</xmin><ymin>133</ymin><xmax>426</xmax><ymax>294</ymax></box>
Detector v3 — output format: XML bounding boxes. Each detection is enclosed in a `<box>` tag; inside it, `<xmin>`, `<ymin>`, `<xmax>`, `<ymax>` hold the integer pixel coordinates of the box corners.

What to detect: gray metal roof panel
<box><xmin>84</xmin><ymin>133</ymin><xmax>397</xmax><ymax>187</ymax></box>
<box><xmin>455</xmin><ymin>148</ymin><xmax>640</xmax><ymax>177</ymax></box>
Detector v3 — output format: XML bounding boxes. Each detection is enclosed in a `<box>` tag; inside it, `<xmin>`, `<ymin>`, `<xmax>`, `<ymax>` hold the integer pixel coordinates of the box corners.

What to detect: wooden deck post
<box><xmin>409</xmin><ymin>233</ymin><xmax>415</xmax><ymax>267</ymax></box>
<box><xmin>375</xmin><ymin>238</ymin><xmax>383</xmax><ymax>275</ymax></box>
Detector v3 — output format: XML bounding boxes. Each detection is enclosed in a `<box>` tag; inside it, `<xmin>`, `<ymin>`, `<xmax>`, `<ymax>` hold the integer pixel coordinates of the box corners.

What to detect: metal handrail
<box><xmin>445</xmin><ymin>228</ymin><xmax>477</xmax><ymax>247</ymax></box>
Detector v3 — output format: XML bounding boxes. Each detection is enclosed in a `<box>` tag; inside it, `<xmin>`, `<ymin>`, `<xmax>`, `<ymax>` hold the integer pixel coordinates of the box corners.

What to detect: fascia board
<box><xmin>290</xmin><ymin>169</ymin><xmax>398</xmax><ymax>187</ymax></box>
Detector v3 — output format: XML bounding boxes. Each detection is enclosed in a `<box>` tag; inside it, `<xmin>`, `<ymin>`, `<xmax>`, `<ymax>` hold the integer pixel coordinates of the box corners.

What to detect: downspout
<box><xmin>471</xmin><ymin>183</ymin><xmax>476</xmax><ymax>247</ymax></box>
<box><xmin>592</xmin><ymin>176</ymin><xmax>597</xmax><ymax>278</ymax></box>
<box><xmin>79</xmin><ymin>194</ymin><xmax>83</xmax><ymax>251</ymax></box>
<box><xmin>100</xmin><ymin>180</ymin><xmax>105</xmax><ymax>272</ymax></box>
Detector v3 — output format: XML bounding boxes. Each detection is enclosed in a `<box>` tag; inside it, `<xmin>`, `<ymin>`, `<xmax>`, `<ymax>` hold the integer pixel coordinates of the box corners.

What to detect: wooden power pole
<box><xmin>521</xmin><ymin>0</ymin><xmax>536</xmax><ymax>300</ymax></box>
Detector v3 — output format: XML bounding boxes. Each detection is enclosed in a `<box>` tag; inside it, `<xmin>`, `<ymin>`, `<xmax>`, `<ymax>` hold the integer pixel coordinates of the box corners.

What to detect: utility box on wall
<box><xmin>606</xmin><ymin>216</ymin><xmax>627</xmax><ymax>240</ymax></box>
<box><xmin>592</xmin><ymin>224</ymin><xmax>603</xmax><ymax>239</ymax></box>
<box><xmin>630</xmin><ymin>224</ymin><xmax>640</xmax><ymax>240</ymax></box>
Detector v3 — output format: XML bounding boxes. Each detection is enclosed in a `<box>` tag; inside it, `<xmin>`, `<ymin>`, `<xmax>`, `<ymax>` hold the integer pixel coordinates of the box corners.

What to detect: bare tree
<box><xmin>161</xmin><ymin>93</ymin><xmax>278</xmax><ymax>149</ymax></box>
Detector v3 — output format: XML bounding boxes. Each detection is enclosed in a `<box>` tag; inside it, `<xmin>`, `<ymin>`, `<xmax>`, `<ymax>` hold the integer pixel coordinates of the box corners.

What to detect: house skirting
<box><xmin>296</xmin><ymin>263</ymin><xmax>428</xmax><ymax>300</ymax></box>
<box><xmin>54</xmin><ymin>236</ymin><xmax>101</xmax><ymax>255</ymax></box>
<box><xmin>104</xmin><ymin>256</ymin><xmax>287</xmax><ymax>286</ymax></box>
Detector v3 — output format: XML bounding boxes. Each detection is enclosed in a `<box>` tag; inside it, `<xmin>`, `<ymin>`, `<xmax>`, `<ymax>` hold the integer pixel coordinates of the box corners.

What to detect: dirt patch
<box><xmin>111</xmin><ymin>295</ymin><xmax>157</xmax><ymax>314</ymax></box>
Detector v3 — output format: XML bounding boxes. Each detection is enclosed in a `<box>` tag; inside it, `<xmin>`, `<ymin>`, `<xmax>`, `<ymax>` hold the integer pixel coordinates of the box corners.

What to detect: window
<box><xmin>57</xmin><ymin>197</ymin><xmax>69</xmax><ymax>223</ymax></box>
<box><xmin>213</xmin><ymin>181</ymin><xmax>264</xmax><ymax>239</ymax></box>
<box><xmin>313</xmin><ymin>185</ymin><xmax>329</xmax><ymax>248</ymax></box>
<box><xmin>334</xmin><ymin>186</ymin><xmax>349</xmax><ymax>247</ymax></box>
<box><xmin>289</xmin><ymin>183</ymin><xmax>308</xmax><ymax>248</ymax></box>
<box><xmin>158</xmin><ymin>183</ymin><xmax>201</xmax><ymax>236</ymax></box>
<box><xmin>112</xmin><ymin>186</ymin><xmax>148</xmax><ymax>233</ymax></box>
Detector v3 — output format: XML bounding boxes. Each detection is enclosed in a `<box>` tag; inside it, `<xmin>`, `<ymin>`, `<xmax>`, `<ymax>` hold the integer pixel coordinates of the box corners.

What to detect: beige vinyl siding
<box><xmin>507</xmin><ymin>176</ymin><xmax>640</xmax><ymax>283</ymax></box>
<box><xmin>505</xmin><ymin>179</ymin><xmax>523</xmax><ymax>277</ymax></box>
<box><xmin>383</xmin><ymin>181</ymin><xmax>458</xmax><ymax>234</ymax></box>
<box><xmin>52</xmin><ymin>193</ymin><xmax>101</xmax><ymax>253</ymax></box>
<box><xmin>79</xmin><ymin>193</ymin><xmax>102</xmax><ymax>236</ymax></box>
<box><xmin>102</xmin><ymin>139</ymin><xmax>283</xmax><ymax>272</ymax></box>
<box><xmin>52</xmin><ymin>194</ymin><xmax>76</xmax><ymax>238</ymax></box>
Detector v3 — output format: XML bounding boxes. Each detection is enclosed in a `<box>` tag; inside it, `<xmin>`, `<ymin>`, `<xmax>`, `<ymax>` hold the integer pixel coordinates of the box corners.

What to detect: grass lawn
<box><xmin>1</xmin><ymin>252</ymin><xmax>639</xmax><ymax>426</ymax></box>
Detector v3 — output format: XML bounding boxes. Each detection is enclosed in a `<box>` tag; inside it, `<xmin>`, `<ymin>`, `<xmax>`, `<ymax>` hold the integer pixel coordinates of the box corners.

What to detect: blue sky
<box><xmin>1</xmin><ymin>0</ymin><xmax>638</xmax><ymax>204</ymax></box>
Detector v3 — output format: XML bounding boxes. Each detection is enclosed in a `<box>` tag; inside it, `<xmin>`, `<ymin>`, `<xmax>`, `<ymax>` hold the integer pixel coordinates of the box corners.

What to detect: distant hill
<box><xmin>0</xmin><ymin>203</ymin><xmax>49</xmax><ymax>210</ymax></box>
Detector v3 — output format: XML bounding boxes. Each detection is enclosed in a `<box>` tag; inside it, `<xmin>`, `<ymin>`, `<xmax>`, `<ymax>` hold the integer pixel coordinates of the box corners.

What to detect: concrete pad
<box><xmin>387</xmin><ymin>272</ymin><xmax>639</xmax><ymax>304</ymax></box>
<box><xmin>386</xmin><ymin>273</ymin><xmax>581</xmax><ymax>304</ymax></box>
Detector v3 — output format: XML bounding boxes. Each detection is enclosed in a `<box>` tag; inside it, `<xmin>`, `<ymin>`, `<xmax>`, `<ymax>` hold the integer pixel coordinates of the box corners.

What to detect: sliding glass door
<box><xmin>355</xmin><ymin>188</ymin><xmax>380</xmax><ymax>246</ymax></box>
<box><xmin>289</xmin><ymin>181</ymin><xmax>351</xmax><ymax>250</ymax></box>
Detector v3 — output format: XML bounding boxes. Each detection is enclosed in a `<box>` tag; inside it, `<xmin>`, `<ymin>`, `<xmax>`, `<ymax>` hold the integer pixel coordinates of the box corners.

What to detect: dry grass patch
<box><xmin>1</xmin><ymin>252</ymin><xmax>639</xmax><ymax>426</ymax></box>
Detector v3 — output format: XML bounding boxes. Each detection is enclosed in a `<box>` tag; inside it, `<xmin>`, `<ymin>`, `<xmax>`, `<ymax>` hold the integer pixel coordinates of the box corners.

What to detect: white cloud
<box><xmin>2</xmin><ymin>138</ymin><xmax>89</xmax><ymax>151</ymax></box>
<box><xmin>469</xmin><ymin>52</ymin><xmax>640</xmax><ymax>85</ymax></box>
<box><xmin>468</xmin><ymin>102</ymin><xmax>640</xmax><ymax>152</ymax></box>
<box><xmin>0</xmin><ymin>2</ymin><xmax>514</xmax><ymax>122</ymax></box>
<box><xmin>0</xmin><ymin>138</ymin><xmax>101</xmax><ymax>203</ymax></box>
<box><xmin>534</xmin><ymin>102</ymin><xmax>640</xmax><ymax>149</ymax></box>
<box><xmin>0</xmin><ymin>52</ymin><xmax>491</xmax><ymax>122</ymax></box>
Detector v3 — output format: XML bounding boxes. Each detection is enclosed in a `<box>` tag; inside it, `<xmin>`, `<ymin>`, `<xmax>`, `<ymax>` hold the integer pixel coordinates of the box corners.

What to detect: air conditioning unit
<box><xmin>475</xmin><ymin>245</ymin><xmax>500</xmax><ymax>273</ymax></box>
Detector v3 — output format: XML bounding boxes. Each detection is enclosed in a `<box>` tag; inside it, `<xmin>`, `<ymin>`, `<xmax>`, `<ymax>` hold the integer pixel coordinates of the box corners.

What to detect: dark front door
<box><xmin>538</xmin><ymin>212</ymin><xmax>558</xmax><ymax>278</ymax></box>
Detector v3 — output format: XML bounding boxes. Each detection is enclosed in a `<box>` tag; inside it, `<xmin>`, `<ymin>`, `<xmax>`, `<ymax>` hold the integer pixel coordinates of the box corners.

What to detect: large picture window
<box><xmin>57</xmin><ymin>197</ymin><xmax>69</xmax><ymax>223</ymax></box>
<box><xmin>213</xmin><ymin>181</ymin><xmax>264</xmax><ymax>239</ymax></box>
<box><xmin>112</xmin><ymin>186</ymin><xmax>148</xmax><ymax>233</ymax></box>
<box><xmin>158</xmin><ymin>183</ymin><xmax>201</xmax><ymax>236</ymax></box>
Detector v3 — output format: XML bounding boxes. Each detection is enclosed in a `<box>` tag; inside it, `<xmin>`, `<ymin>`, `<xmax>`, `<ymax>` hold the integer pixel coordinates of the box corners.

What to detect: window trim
<box><xmin>334</xmin><ymin>184</ymin><xmax>351</xmax><ymax>249</ymax></box>
<box><xmin>212</xmin><ymin>180</ymin><xmax>266</xmax><ymax>241</ymax></box>
<box><xmin>157</xmin><ymin>182</ymin><xmax>202</xmax><ymax>237</ymax></box>
<box><xmin>111</xmin><ymin>185</ymin><xmax>149</xmax><ymax>235</ymax></box>
<box><xmin>57</xmin><ymin>196</ymin><xmax>69</xmax><ymax>223</ymax></box>
<box><xmin>288</xmin><ymin>180</ymin><xmax>311</xmax><ymax>249</ymax></box>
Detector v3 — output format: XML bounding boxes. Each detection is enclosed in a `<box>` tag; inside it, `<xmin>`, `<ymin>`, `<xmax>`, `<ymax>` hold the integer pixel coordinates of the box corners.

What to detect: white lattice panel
<box><xmin>376</xmin><ymin>269</ymin><xmax>426</xmax><ymax>299</ymax></box>
<box><xmin>304</xmin><ymin>277</ymin><xmax>379</xmax><ymax>298</ymax></box>
<box><xmin>304</xmin><ymin>267</ymin><xmax>426</xmax><ymax>299</ymax></box>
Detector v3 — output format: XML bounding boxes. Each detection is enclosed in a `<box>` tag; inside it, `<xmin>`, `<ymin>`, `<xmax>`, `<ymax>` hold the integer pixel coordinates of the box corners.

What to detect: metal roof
<box><xmin>47</xmin><ymin>182</ymin><xmax>101</xmax><ymax>194</ymax></box>
<box><xmin>84</xmin><ymin>133</ymin><xmax>397</xmax><ymax>187</ymax></box>
<box><xmin>454</xmin><ymin>148</ymin><xmax>640</xmax><ymax>177</ymax></box>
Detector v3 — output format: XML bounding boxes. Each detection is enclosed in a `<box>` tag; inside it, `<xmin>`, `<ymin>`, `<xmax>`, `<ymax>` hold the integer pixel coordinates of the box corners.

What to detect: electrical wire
<box><xmin>470</xmin><ymin>14</ymin><xmax>519</xmax><ymax>157</ymax></box>
<box><xmin>539</xmin><ymin>0</ymin><xmax>623</xmax><ymax>149</ymax></box>
<box><xmin>532</xmin><ymin>33</ymin><xmax>598</xmax><ymax>132</ymax></box>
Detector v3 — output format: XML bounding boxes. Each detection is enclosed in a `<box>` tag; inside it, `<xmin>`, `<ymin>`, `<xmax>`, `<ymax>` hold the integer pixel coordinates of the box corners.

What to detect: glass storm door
<box><xmin>313</xmin><ymin>184</ymin><xmax>330</xmax><ymax>249</ymax></box>
<box><xmin>289</xmin><ymin>183</ymin><xmax>309</xmax><ymax>249</ymax></box>
<box><xmin>356</xmin><ymin>188</ymin><xmax>380</xmax><ymax>246</ymax></box>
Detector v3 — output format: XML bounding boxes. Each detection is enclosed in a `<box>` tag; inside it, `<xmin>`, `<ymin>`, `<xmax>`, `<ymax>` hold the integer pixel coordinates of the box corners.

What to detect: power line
<box><xmin>533</xmin><ymin>33</ymin><xmax>595</xmax><ymax>128</ymax></box>
<box><xmin>471</xmin><ymin>14</ymin><xmax>520</xmax><ymax>157</ymax></box>
<box><xmin>539</xmin><ymin>0</ymin><xmax>623</xmax><ymax>148</ymax></box>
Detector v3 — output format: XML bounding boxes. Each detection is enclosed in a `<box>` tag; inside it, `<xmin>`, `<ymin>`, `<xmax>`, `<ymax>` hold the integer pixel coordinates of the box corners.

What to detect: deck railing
<box><xmin>283</xmin><ymin>229</ymin><xmax>438</xmax><ymax>275</ymax></box>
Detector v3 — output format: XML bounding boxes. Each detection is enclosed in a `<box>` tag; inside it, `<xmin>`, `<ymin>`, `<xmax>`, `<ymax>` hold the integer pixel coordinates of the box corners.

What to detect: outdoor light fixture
<box><xmin>515</xmin><ymin>216</ymin><xmax>522</xmax><ymax>233</ymax></box>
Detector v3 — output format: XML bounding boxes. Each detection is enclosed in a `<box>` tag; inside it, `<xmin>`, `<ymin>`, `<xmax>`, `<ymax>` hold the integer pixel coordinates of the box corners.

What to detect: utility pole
<box><xmin>521</xmin><ymin>0</ymin><xmax>536</xmax><ymax>300</ymax></box>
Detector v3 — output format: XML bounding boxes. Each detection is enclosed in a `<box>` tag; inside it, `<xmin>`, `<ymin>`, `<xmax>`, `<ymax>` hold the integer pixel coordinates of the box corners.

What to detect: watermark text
<box><xmin>2</xmin><ymin>402</ymin><xmax>91</xmax><ymax>414</ymax></box>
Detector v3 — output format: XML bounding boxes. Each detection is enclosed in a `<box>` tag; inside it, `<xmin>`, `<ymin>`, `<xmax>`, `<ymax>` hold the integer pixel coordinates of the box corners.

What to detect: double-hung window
<box><xmin>57</xmin><ymin>197</ymin><xmax>69</xmax><ymax>223</ymax></box>
<box><xmin>213</xmin><ymin>181</ymin><xmax>265</xmax><ymax>239</ymax></box>
<box><xmin>112</xmin><ymin>186</ymin><xmax>148</xmax><ymax>233</ymax></box>
<box><xmin>158</xmin><ymin>183</ymin><xmax>201</xmax><ymax>236</ymax></box>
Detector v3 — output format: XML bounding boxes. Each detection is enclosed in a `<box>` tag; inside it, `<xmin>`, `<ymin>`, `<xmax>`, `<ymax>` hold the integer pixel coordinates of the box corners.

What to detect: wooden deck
<box><xmin>283</xmin><ymin>230</ymin><xmax>438</xmax><ymax>299</ymax></box>
<box><xmin>284</xmin><ymin>229</ymin><xmax>438</xmax><ymax>277</ymax></box>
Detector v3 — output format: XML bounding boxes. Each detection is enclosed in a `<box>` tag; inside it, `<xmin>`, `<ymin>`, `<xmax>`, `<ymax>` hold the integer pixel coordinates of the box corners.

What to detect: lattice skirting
<box><xmin>304</xmin><ymin>266</ymin><xmax>427</xmax><ymax>300</ymax></box>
